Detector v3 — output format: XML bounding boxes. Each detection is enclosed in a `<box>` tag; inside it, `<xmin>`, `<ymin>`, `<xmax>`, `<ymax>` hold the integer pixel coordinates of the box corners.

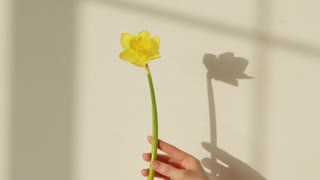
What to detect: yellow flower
<box><xmin>119</xmin><ymin>30</ymin><xmax>160</xmax><ymax>67</ymax></box>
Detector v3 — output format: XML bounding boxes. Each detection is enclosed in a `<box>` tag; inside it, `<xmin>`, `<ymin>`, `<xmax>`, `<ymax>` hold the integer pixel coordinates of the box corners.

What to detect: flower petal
<box><xmin>149</xmin><ymin>54</ymin><xmax>161</xmax><ymax>60</ymax></box>
<box><xmin>121</xmin><ymin>33</ymin><xmax>135</xmax><ymax>49</ymax></box>
<box><xmin>119</xmin><ymin>49</ymin><xmax>138</xmax><ymax>61</ymax></box>
<box><xmin>137</xmin><ymin>59</ymin><xmax>149</xmax><ymax>67</ymax></box>
<box><xmin>153</xmin><ymin>37</ymin><xmax>160</xmax><ymax>46</ymax></box>
<box><xmin>138</xmin><ymin>30</ymin><xmax>151</xmax><ymax>39</ymax></box>
<box><xmin>119</xmin><ymin>49</ymin><xmax>148</xmax><ymax>67</ymax></box>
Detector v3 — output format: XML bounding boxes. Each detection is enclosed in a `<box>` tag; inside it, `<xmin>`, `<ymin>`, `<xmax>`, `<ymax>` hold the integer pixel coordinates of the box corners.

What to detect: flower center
<box><xmin>130</xmin><ymin>37</ymin><xmax>154</xmax><ymax>58</ymax></box>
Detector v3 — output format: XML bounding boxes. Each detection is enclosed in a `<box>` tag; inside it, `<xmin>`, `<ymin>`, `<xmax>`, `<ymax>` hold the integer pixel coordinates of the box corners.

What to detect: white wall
<box><xmin>1</xmin><ymin>0</ymin><xmax>320</xmax><ymax>180</ymax></box>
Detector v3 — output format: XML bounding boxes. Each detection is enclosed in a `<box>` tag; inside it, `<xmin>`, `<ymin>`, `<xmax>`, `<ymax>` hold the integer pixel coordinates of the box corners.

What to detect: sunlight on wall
<box><xmin>1</xmin><ymin>0</ymin><xmax>319</xmax><ymax>180</ymax></box>
<box><xmin>75</xmin><ymin>1</ymin><xmax>320</xmax><ymax>180</ymax></box>
<box><xmin>74</xmin><ymin>1</ymin><xmax>259</xmax><ymax>180</ymax></box>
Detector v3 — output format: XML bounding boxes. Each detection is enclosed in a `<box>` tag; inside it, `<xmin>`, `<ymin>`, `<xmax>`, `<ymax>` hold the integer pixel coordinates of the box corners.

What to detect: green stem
<box><xmin>146</xmin><ymin>65</ymin><xmax>158</xmax><ymax>180</ymax></box>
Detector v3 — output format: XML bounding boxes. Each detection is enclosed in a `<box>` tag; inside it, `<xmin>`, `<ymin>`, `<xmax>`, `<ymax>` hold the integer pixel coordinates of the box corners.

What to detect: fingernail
<box><xmin>151</xmin><ymin>161</ymin><xmax>160</xmax><ymax>169</ymax></box>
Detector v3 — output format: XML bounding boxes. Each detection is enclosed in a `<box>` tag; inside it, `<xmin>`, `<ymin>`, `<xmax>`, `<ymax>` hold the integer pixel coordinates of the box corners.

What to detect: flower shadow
<box><xmin>203</xmin><ymin>52</ymin><xmax>253</xmax><ymax>86</ymax></box>
<box><xmin>202</xmin><ymin>53</ymin><xmax>266</xmax><ymax>180</ymax></box>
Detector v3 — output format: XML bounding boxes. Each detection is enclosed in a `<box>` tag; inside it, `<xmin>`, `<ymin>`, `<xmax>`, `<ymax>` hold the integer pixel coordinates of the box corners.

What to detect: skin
<box><xmin>142</xmin><ymin>136</ymin><xmax>209</xmax><ymax>180</ymax></box>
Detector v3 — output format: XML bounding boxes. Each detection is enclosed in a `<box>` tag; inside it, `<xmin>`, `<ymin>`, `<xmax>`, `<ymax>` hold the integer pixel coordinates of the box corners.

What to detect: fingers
<box><xmin>151</xmin><ymin>160</ymin><xmax>184</xmax><ymax>179</ymax></box>
<box><xmin>142</xmin><ymin>153</ymin><xmax>183</xmax><ymax>169</ymax></box>
<box><xmin>143</xmin><ymin>153</ymin><xmax>169</xmax><ymax>162</ymax></box>
<box><xmin>141</xmin><ymin>169</ymin><xmax>170</xmax><ymax>180</ymax></box>
<box><xmin>147</xmin><ymin>136</ymin><xmax>192</xmax><ymax>162</ymax></box>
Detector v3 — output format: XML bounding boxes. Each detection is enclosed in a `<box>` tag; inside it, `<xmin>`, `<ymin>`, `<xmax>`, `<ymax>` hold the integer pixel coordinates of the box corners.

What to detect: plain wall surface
<box><xmin>1</xmin><ymin>0</ymin><xmax>320</xmax><ymax>180</ymax></box>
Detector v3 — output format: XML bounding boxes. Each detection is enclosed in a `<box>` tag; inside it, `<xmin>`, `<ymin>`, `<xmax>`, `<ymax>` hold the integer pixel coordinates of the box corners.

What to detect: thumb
<box><xmin>151</xmin><ymin>161</ymin><xmax>184</xmax><ymax>179</ymax></box>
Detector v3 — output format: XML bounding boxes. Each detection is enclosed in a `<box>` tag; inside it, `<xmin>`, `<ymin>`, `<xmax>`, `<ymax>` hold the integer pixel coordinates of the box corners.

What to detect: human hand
<box><xmin>141</xmin><ymin>136</ymin><xmax>209</xmax><ymax>180</ymax></box>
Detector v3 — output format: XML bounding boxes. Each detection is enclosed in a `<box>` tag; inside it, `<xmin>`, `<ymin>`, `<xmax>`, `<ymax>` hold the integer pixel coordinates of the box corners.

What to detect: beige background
<box><xmin>1</xmin><ymin>0</ymin><xmax>320</xmax><ymax>180</ymax></box>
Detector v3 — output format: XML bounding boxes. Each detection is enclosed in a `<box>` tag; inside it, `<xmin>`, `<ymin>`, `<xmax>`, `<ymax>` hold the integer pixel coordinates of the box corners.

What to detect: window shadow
<box><xmin>94</xmin><ymin>0</ymin><xmax>320</xmax><ymax>59</ymax></box>
<box><xmin>9</xmin><ymin>0</ymin><xmax>76</xmax><ymax>180</ymax></box>
<box><xmin>202</xmin><ymin>53</ymin><xmax>265</xmax><ymax>180</ymax></box>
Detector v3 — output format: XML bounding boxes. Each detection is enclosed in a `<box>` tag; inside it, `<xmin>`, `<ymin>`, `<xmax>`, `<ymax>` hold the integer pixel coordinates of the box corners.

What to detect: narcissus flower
<box><xmin>118</xmin><ymin>30</ymin><xmax>160</xmax><ymax>180</ymax></box>
<box><xmin>119</xmin><ymin>30</ymin><xmax>160</xmax><ymax>67</ymax></box>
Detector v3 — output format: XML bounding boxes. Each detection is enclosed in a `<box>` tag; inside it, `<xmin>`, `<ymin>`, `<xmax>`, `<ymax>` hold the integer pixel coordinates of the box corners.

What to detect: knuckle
<box><xmin>193</xmin><ymin>157</ymin><xmax>201</xmax><ymax>165</ymax></box>
<box><xmin>184</xmin><ymin>156</ymin><xmax>199</xmax><ymax>168</ymax></box>
<box><xmin>159</xmin><ymin>164</ymin><xmax>171</xmax><ymax>174</ymax></box>
<box><xmin>170</xmin><ymin>146</ymin><xmax>179</xmax><ymax>155</ymax></box>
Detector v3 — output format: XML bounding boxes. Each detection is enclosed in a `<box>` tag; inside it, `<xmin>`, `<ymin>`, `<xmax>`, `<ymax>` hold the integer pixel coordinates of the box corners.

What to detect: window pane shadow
<box><xmin>9</xmin><ymin>1</ymin><xmax>76</xmax><ymax>180</ymax></box>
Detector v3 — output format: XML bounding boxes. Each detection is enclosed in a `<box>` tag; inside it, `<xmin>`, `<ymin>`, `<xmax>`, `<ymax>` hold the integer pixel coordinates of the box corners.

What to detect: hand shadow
<box><xmin>202</xmin><ymin>53</ymin><xmax>266</xmax><ymax>180</ymax></box>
